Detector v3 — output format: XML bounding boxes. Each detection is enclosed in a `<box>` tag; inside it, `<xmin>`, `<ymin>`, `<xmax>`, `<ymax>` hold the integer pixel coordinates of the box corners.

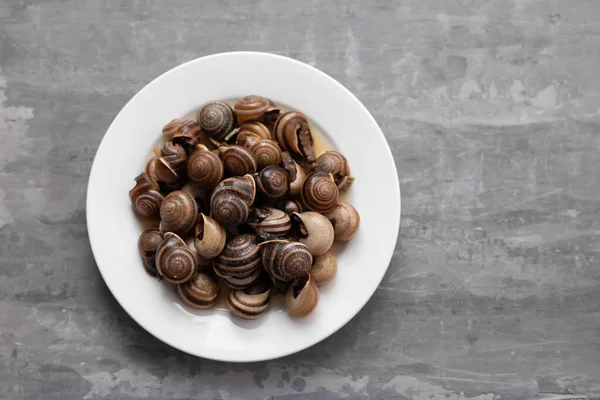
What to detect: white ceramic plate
<box><xmin>87</xmin><ymin>52</ymin><xmax>400</xmax><ymax>362</ymax></box>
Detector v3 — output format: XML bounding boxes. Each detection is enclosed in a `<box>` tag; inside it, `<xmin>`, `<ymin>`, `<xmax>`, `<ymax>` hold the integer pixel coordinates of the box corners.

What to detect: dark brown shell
<box><xmin>177</xmin><ymin>272</ymin><xmax>219</xmax><ymax>309</ymax></box>
<box><xmin>273</xmin><ymin>111</ymin><xmax>316</xmax><ymax>164</ymax></box>
<box><xmin>301</xmin><ymin>171</ymin><xmax>339</xmax><ymax>213</ymax></box>
<box><xmin>187</xmin><ymin>145</ymin><xmax>224</xmax><ymax>189</ymax></box>
<box><xmin>210</xmin><ymin>174</ymin><xmax>256</xmax><ymax>227</ymax></box>
<box><xmin>138</xmin><ymin>228</ymin><xmax>163</xmax><ymax>275</ymax></box>
<box><xmin>251</xmin><ymin>140</ymin><xmax>283</xmax><ymax>170</ymax></box>
<box><xmin>221</xmin><ymin>145</ymin><xmax>257</xmax><ymax>177</ymax></box>
<box><xmin>159</xmin><ymin>190</ymin><xmax>198</xmax><ymax>236</ymax></box>
<box><xmin>316</xmin><ymin>151</ymin><xmax>351</xmax><ymax>190</ymax></box>
<box><xmin>156</xmin><ymin>232</ymin><xmax>197</xmax><ymax>284</ymax></box>
<box><xmin>260</xmin><ymin>240</ymin><xmax>313</xmax><ymax>281</ymax></box>
<box><xmin>129</xmin><ymin>173</ymin><xmax>164</xmax><ymax>217</ymax></box>
<box><xmin>162</xmin><ymin>118</ymin><xmax>199</xmax><ymax>139</ymax></box>
<box><xmin>214</xmin><ymin>234</ymin><xmax>262</xmax><ymax>288</ymax></box>
<box><xmin>255</xmin><ymin>166</ymin><xmax>289</xmax><ymax>200</ymax></box>
<box><xmin>197</xmin><ymin>101</ymin><xmax>237</xmax><ymax>141</ymax></box>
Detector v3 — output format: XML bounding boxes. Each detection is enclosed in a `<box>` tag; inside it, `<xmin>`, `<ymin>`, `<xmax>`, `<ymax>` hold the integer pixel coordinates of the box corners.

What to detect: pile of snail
<box><xmin>130</xmin><ymin>95</ymin><xmax>360</xmax><ymax>319</ymax></box>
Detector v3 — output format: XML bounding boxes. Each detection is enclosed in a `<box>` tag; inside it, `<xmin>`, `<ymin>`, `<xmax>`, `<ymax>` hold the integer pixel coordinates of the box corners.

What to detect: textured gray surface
<box><xmin>1</xmin><ymin>0</ymin><xmax>600</xmax><ymax>399</ymax></box>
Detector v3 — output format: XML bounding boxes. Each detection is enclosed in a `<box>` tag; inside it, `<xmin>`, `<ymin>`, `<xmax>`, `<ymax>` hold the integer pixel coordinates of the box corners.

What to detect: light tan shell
<box><xmin>194</xmin><ymin>213</ymin><xmax>226</xmax><ymax>258</ymax></box>
<box><xmin>239</xmin><ymin>122</ymin><xmax>271</xmax><ymax>141</ymax></box>
<box><xmin>177</xmin><ymin>272</ymin><xmax>219</xmax><ymax>309</ymax></box>
<box><xmin>289</xmin><ymin>161</ymin><xmax>307</xmax><ymax>196</ymax></box>
<box><xmin>185</xmin><ymin>237</ymin><xmax>213</xmax><ymax>271</ymax></box>
<box><xmin>309</xmin><ymin>251</ymin><xmax>337</xmax><ymax>286</ymax></box>
<box><xmin>285</xmin><ymin>274</ymin><xmax>319</xmax><ymax>318</ymax></box>
<box><xmin>291</xmin><ymin>212</ymin><xmax>334</xmax><ymax>256</ymax></box>
<box><xmin>324</xmin><ymin>203</ymin><xmax>360</xmax><ymax>241</ymax></box>
<box><xmin>227</xmin><ymin>280</ymin><xmax>271</xmax><ymax>319</ymax></box>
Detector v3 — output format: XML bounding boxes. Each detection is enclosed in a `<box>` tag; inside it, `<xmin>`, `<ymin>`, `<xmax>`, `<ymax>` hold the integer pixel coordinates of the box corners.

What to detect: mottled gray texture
<box><xmin>1</xmin><ymin>0</ymin><xmax>599</xmax><ymax>399</ymax></box>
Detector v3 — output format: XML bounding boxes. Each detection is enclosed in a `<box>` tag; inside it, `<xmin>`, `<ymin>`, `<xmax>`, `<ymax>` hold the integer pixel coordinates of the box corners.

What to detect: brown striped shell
<box><xmin>159</xmin><ymin>190</ymin><xmax>198</xmax><ymax>236</ymax></box>
<box><xmin>255</xmin><ymin>165</ymin><xmax>289</xmax><ymax>200</ymax></box>
<box><xmin>251</xmin><ymin>139</ymin><xmax>283</xmax><ymax>170</ymax></box>
<box><xmin>138</xmin><ymin>228</ymin><xmax>163</xmax><ymax>276</ymax></box>
<box><xmin>285</xmin><ymin>274</ymin><xmax>319</xmax><ymax>318</ymax></box>
<box><xmin>177</xmin><ymin>272</ymin><xmax>219</xmax><ymax>309</ymax></box>
<box><xmin>129</xmin><ymin>172</ymin><xmax>164</xmax><ymax>217</ymax></box>
<box><xmin>283</xmin><ymin>200</ymin><xmax>303</xmax><ymax>215</ymax></box>
<box><xmin>210</xmin><ymin>174</ymin><xmax>256</xmax><ymax>227</ymax></box>
<box><xmin>155</xmin><ymin>232</ymin><xmax>197</xmax><ymax>284</ymax></box>
<box><xmin>300</xmin><ymin>171</ymin><xmax>339</xmax><ymax>213</ymax></box>
<box><xmin>273</xmin><ymin>111</ymin><xmax>316</xmax><ymax>164</ymax></box>
<box><xmin>197</xmin><ymin>101</ymin><xmax>237</xmax><ymax>141</ymax></box>
<box><xmin>316</xmin><ymin>151</ymin><xmax>351</xmax><ymax>190</ymax></box>
<box><xmin>227</xmin><ymin>278</ymin><xmax>271</xmax><ymax>319</ymax></box>
<box><xmin>248</xmin><ymin>207</ymin><xmax>291</xmax><ymax>238</ymax></box>
<box><xmin>221</xmin><ymin>145</ymin><xmax>257</xmax><ymax>177</ymax></box>
<box><xmin>238</xmin><ymin>122</ymin><xmax>271</xmax><ymax>143</ymax></box>
<box><xmin>214</xmin><ymin>234</ymin><xmax>262</xmax><ymax>289</ymax></box>
<box><xmin>234</xmin><ymin>96</ymin><xmax>279</xmax><ymax>122</ymax></box>
<box><xmin>259</xmin><ymin>240</ymin><xmax>313</xmax><ymax>281</ymax></box>
<box><xmin>187</xmin><ymin>145</ymin><xmax>224</xmax><ymax>189</ymax></box>
<box><xmin>162</xmin><ymin>118</ymin><xmax>199</xmax><ymax>139</ymax></box>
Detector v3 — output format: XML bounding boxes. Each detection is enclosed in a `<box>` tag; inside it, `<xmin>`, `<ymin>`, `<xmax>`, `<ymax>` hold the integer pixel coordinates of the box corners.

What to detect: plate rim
<box><xmin>86</xmin><ymin>51</ymin><xmax>401</xmax><ymax>362</ymax></box>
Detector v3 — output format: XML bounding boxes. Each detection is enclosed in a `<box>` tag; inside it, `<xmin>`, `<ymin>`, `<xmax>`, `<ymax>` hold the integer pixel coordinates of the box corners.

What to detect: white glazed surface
<box><xmin>86</xmin><ymin>52</ymin><xmax>400</xmax><ymax>362</ymax></box>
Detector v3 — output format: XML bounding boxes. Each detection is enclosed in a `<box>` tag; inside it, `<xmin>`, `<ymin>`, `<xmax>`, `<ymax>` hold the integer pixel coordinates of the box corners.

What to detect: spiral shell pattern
<box><xmin>248</xmin><ymin>208</ymin><xmax>291</xmax><ymax>238</ymax></box>
<box><xmin>301</xmin><ymin>171</ymin><xmax>339</xmax><ymax>213</ymax></box>
<box><xmin>234</xmin><ymin>95</ymin><xmax>270</xmax><ymax>121</ymax></box>
<box><xmin>256</xmin><ymin>166</ymin><xmax>289</xmax><ymax>200</ymax></box>
<box><xmin>177</xmin><ymin>272</ymin><xmax>219</xmax><ymax>309</ymax></box>
<box><xmin>251</xmin><ymin>140</ymin><xmax>282</xmax><ymax>170</ymax></box>
<box><xmin>161</xmin><ymin>140</ymin><xmax>186</xmax><ymax>157</ymax></box>
<box><xmin>129</xmin><ymin>173</ymin><xmax>164</xmax><ymax>217</ymax></box>
<box><xmin>316</xmin><ymin>151</ymin><xmax>351</xmax><ymax>190</ymax></box>
<box><xmin>273</xmin><ymin>111</ymin><xmax>308</xmax><ymax>155</ymax></box>
<box><xmin>227</xmin><ymin>279</ymin><xmax>271</xmax><ymax>319</ymax></box>
<box><xmin>162</xmin><ymin>118</ymin><xmax>195</xmax><ymax>138</ymax></box>
<box><xmin>210</xmin><ymin>175</ymin><xmax>256</xmax><ymax>227</ymax></box>
<box><xmin>138</xmin><ymin>228</ymin><xmax>163</xmax><ymax>275</ymax></box>
<box><xmin>187</xmin><ymin>146</ymin><xmax>224</xmax><ymax>189</ymax></box>
<box><xmin>221</xmin><ymin>145</ymin><xmax>257</xmax><ymax>177</ymax></box>
<box><xmin>156</xmin><ymin>232</ymin><xmax>197</xmax><ymax>284</ymax></box>
<box><xmin>260</xmin><ymin>240</ymin><xmax>313</xmax><ymax>281</ymax></box>
<box><xmin>159</xmin><ymin>190</ymin><xmax>198</xmax><ymax>236</ymax></box>
<box><xmin>239</xmin><ymin>122</ymin><xmax>271</xmax><ymax>140</ymax></box>
<box><xmin>222</xmin><ymin>268</ymin><xmax>262</xmax><ymax>290</ymax></box>
<box><xmin>197</xmin><ymin>101</ymin><xmax>237</xmax><ymax>141</ymax></box>
<box><xmin>214</xmin><ymin>234</ymin><xmax>262</xmax><ymax>288</ymax></box>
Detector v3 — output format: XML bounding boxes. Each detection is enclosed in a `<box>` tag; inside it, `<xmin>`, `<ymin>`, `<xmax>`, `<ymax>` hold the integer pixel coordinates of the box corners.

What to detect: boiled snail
<box><xmin>156</xmin><ymin>232</ymin><xmax>197</xmax><ymax>284</ymax></box>
<box><xmin>285</xmin><ymin>274</ymin><xmax>319</xmax><ymax>318</ymax></box>
<box><xmin>132</xmin><ymin>95</ymin><xmax>361</xmax><ymax>319</ymax></box>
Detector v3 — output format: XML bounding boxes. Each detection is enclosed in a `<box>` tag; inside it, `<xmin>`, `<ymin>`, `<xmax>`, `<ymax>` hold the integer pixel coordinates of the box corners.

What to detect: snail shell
<box><xmin>156</xmin><ymin>232</ymin><xmax>197</xmax><ymax>284</ymax></box>
<box><xmin>227</xmin><ymin>278</ymin><xmax>271</xmax><ymax>319</ymax></box>
<box><xmin>222</xmin><ymin>268</ymin><xmax>262</xmax><ymax>290</ymax></box>
<box><xmin>301</xmin><ymin>171</ymin><xmax>339</xmax><ymax>213</ymax></box>
<box><xmin>159</xmin><ymin>190</ymin><xmax>198</xmax><ymax>236</ymax></box>
<box><xmin>291</xmin><ymin>212</ymin><xmax>334</xmax><ymax>256</ymax></box>
<box><xmin>138</xmin><ymin>228</ymin><xmax>163</xmax><ymax>276</ymax></box>
<box><xmin>283</xmin><ymin>199</ymin><xmax>303</xmax><ymax>215</ymax></box>
<box><xmin>194</xmin><ymin>213</ymin><xmax>226</xmax><ymax>258</ymax></box>
<box><xmin>214</xmin><ymin>234</ymin><xmax>262</xmax><ymax>287</ymax></box>
<box><xmin>185</xmin><ymin>236</ymin><xmax>213</xmax><ymax>271</ymax></box>
<box><xmin>273</xmin><ymin>111</ymin><xmax>316</xmax><ymax>164</ymax></box>
<box><xmin>161</xmin><ymin>140</ymin><xmax>186</xmax><ymax>157</ymax></box>
<box><xmin>177</xmin><ymin>272</ymin><xmax>219</xmax><ymax>309</ymax></box>
<box><xmin>210</xmin><ymin>174</ymin><xmax>256</xmax><ymax>227</ymax></box>
<box><xmin>146</xmin><ymin>156</ymin><xmax>183</xmax><ymax>192</ymax></box>
<box><xmin>285</xmin><ymin>274</ymin><xmax>319</xmax><ymax>318</ymax></box>
<box><xmin>260</xmin><ymin>239</ymin><xmax>313</xmax><ymax>281</ymax></box>
<box><xmin>255</xmin><ymin>165</ymin><xmax>289</xmax><ymax>200</ymax></box>
<box><xmin>251</xmin><ymin>140</ymin><xmax>283</xmax><ymax>170</ymax></box>
<box><xmin>236</xmin><ymin>131</ymin><xmax>262</xmax><ymax>149</ymax></box>
<box><xmin>234</xmin><ymin>95</ymin><xmax>272</xmax><ymax>122</ymax></box>
<box><xmin>310</xmin><ymin>251</ymin><xmax>337</xmax><ymax>286</ymax></box>
<box><xmin>162</xmin><ymin>118</ymin><xmax>200</xmax><ymax>139</ymax></box>
<box><xmin>129</xmin><ymin>172</ymin><xmax>164</xmax><ymax>217</ymax></box>
<box><xmin>187</xmin><ymin>145</ymin><xmax>224</xmax><ymax>189</ymax></box>
<box><xmin>248</xmin><ymin>207</ymin><xmax>291</xmax><ymax>238</ymax></box>
<box><xmin>238</xmin><ymin>122</ymin><xmax>271</xmax><ymax>141</ymax></box>
<box><xmin>197</xmin><ymin>101</ymin><xmax>237</xmax><ymax>141</ymax></box>
<box><xmin>281</xmin><ymin>152</ymin><xmax>306</xmax><ymax>196</ymax></box>
<box><xmin>316</xmin><ymin>151</ymin><xmax>351</xmax><ymax>190</ymax></box>
<box><xmin>176</xmin><ymin>121</ymin><xmax>203</xmax><ymax>141</ymax></box>
<box><xmin>324</xmin><ymin>203</ymin><xmax>360</xmax><ymax>241</ymax></box>
<box><xmin>221</xmin><ymin>145</ymin><xmax>257</xmax><ymax>177</ymax></box>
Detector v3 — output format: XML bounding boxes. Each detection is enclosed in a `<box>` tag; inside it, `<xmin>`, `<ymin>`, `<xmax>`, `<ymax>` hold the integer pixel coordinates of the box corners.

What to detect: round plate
<box><xmin>87</xmin><ymin>52</ymin><xmax>400</xmax><ymax>362</ymax></box>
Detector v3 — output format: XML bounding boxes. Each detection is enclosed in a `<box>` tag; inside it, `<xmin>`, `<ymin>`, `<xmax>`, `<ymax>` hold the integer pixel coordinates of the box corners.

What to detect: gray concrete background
<box><xmin>1</xmin><ymin>0</ymin><xmax>600</xmax><ymax>399</ymax></box>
